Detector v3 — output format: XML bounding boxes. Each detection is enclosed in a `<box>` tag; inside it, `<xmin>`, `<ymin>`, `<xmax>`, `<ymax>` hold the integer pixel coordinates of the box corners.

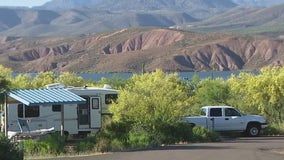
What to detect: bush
<box><xmin>191</xmin><ymin>126</ymin><xmax>221</xmax><ymax>142</ymax></box>
<box><xmin>0</xmin><ymin>133</ymin><xmax>22</xmax><ymax>160</ymax></box>
<box><xmin>95</xmin><ymin>137</ymin><xmax>111</xmax><ymax>153</ymax></box>
<box><xmin>155</xmin><ymin>122</ymin><xmax>193</xmax><ymax>144</ymax></box>
<box><xmin>262</xmin><ymin>123</ymin><xmax>284</xmax><ymax>135</ymax></box>
<box><xmin>104</xmin><ymin>121</ymin><xmax>131</xmax><ymax>142</ymax></box>
<box><xmin>127</xmin><ymin>125</ymin><xmax>154</xmax><ymax>149</ymax></box>
<box><xmin>94</xmin><ymin>121</ymin><xmax>131</xmax><ymax>152</ymax></box>
<box><xmin>74</xmin><ymin>134</ymin><xmax>97</xmax><ymax>153</ymax></box>
<box><xmin>24</xmin><ymin>132</ymin><xmax>66</xmax><ymax>156</ymax></box>
<box><xmin>126</xmin><ymin>122</ymin><xmax>193</xmax><ymax>148</ymax></box>
<box><xmin>110</xmin><ymin>138</ymin><xmax>125</xmax><ymax>151</ymax></box>
<box><xmin>75</xmin><ymin>141</ymin><xmax>94</xmax><ymax>153</ymax></box>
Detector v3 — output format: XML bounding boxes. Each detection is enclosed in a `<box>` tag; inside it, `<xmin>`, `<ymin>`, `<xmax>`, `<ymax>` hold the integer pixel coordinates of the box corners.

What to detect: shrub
<box><xmin>191</xmin><ymin>126</ymin><xmax>221</xmax><ymax>142</ymax></box>
<box><xmin>95</xmin><ymin>137</ymin><xmax>111</xmax><ymax>153</ymax></box>
<box><xmin>104</xmin><ymin>121</ymin><xmax>131</xmax><ymax>142</ymax></box>
<box><xmin>74</xmin><ymin>134</ymin><xmax>97</xmax><ymax>153</ymax></box>
<box><xmin>94</xmin><ymin>121</ymin><xmax>131</xmax><ymax>152</ymax></box>
<box><xmin>24</xmin><ymin>132</ymin><xmax>66</xmax><ymax>156</ymax></box>
<box><xmin>110</xmin><ymin>138</ymin><xmax>125</xmax><ymax>151</ymax></box>
<box><xmin>127</xmin><ymin>125</ymin><xmax>153</xmax><ymax>149</ymax></box>
<box><xmin>262</xmin><ymin>123</ymin><xmax>284</xmax><ymax>135</ymax></box>
<box><xmin>0</xmin><ymin>133</ymin><xmax>22</xmax><ymax>160</ymax></box>
<box><xmin>75</xmin><ymin>141</ymin><xmax>94</xmax><ymax>153</ymax></box>
<box><xmin>154</xmin><ymin>122</ymin><xmax>193</xmax><ymax>144</ymax></box>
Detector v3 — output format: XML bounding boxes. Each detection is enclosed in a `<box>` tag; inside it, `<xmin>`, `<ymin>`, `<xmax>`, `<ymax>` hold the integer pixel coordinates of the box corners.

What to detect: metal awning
<box><xmin>7</xmin><ymin>88</ymin><xmax>86</xmax><ymax>106</ymax></box>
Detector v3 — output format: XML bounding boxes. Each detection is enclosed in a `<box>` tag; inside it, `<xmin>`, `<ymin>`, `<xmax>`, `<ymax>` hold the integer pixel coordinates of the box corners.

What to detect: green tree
<box><xmin>0</xmin><ymin>65</ymin><xmax>11</xmax><ymax>105</ymax></box>
<box><xmin>228</xmin><ymin>67</ymin><xmax>284</xmax><ymax>123</ymax></box>
<box><xmin>109</xmin><ymin>69</ymin><xmax>194</xmax><ymax>134</ymax></box>
<box><xmin>10</xmin><ymin>74</ymin><xmax>33</xmax><ymax>89</ymax></box>
<box><xmin>96</xmin><ymin>76</ymin><xmax>129</xmax><ymax>89</ymax></box>
<box><xmin>110</xmin><ymin>70</ymin><xmax>191</xmax><ymax>123</ymax></box>
<box><xmin>195</xmin><ymin>78</ymin><xmax>230</xmax><ymax>106</ymax></box>
<box><xmin>250</xmin><ymin>67</ymin><xmax>284</xmax><ymax>123</ymax></box>
<box><xmin>0</xmin><ymin>76</ymin><xmax>10</xmax><ymax>92</ymax></box>
<box><xmin>0</xmin><ymin>65</ymin><xmax>12</xmax><ymax>78</ymax></box>
<box><xmin>57</xmin><ymin>72</ymin><xmax>85</xmax><ymax>87</ymax></box>
<box><xmin>31</xmin><ymin>72</ymin><xmax>57</xmax><ymax>88</ymax></box>
<box><xmin>228</xmin><ymin>72</ymin><xmax>260</xmax><ymax>114</ymax></box>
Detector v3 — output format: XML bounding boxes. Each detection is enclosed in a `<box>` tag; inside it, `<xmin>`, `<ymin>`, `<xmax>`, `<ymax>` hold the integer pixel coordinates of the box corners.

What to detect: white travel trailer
<box><xmin>2</xmin><ymin>84</ymin><xmax>118</xmax><ymax>137</ymax></box>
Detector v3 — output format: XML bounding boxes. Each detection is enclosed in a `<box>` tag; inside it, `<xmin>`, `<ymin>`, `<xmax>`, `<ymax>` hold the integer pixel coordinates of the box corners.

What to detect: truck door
<box><xmin>208</xmin><ymin>108</ymin><xmax>225</xmax><ymax>131</ymax></box>
<box><xmin>224</xmin><ymin>108</ymin><xmax>246</xmax><ymax>131</ymax></box>
<box><xmin>90</xmin><ymin>97</ymin><xmax>101</xmax><ymax>128</ymax></box>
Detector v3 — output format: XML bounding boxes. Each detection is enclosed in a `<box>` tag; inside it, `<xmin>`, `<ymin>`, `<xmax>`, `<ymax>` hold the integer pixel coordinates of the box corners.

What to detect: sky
<box><xmin>0</xmin><ymin>0</ymin><xmax>51</xmax><ymax>7</ymax></box>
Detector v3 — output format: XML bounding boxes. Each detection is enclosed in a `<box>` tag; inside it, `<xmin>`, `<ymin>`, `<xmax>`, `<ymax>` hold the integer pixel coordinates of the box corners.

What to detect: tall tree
<box><xmin>0</xmin><ymin>65</ymin><xmax>11</xmax><ymax>105</ymax></box>
<box><xmin>10</xmin><ymin>74</ymin><xmax>33</xmax><ymax>89</ymax></box>
<box><xmin>195</xmin><ymin>78</ymin><xmax>230</xmax><ymax>106</ymax></box>
<box><xmin>109</xmin><ymin>69</ymin><xmax>194</xmax><ymax>129</ymax></box>
<box><xmin>228</xmin><ymin>67</ymin><xmax>284</xmax><ymax>123</ymax></box>
<box><xmin>57</xmin><ymin>72</ymin><xmax>85</xmax><ymax>87</ymax></box>
<box><xmin>31</xmin><ymin>72</ymin><xmax>57</xmax><ymax>88</ymax></box>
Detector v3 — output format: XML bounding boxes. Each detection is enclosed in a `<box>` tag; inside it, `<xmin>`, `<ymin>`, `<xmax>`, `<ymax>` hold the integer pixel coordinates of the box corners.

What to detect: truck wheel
<box><xmin>246</xmin><ymin>124</ymin><xmax>260</xmax><ymax>137</ymax></box>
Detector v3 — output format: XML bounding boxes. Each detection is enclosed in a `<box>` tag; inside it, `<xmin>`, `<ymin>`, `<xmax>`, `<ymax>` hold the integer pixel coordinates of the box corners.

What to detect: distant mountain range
<box><xmin>183</xmin><ymin>3</ymin><xmax>284</xmax><ymax>37</ymax></box>
<box><xmin>38</xmin><ymin>0</ymin><xmax>284</xmax><ymax>10</ymax></box>
<box><xmin>0</xmin><ymin>0</ymin><xmax>284</xmax><ymax>37</ymax></box>
<box><xmin>0</xmin><ymin>0</ymin><xmax>237</xmax><ymax>36</ymax></box>
<box><xmin>37</xmin><ymin>0</ymin><xmax>236</xmax><ymax>13</ymax></box>
<box><xmin>1</xmin><ymin>0</ymin><xmax>284</xmax><ymax>72</ymax></box>
<box><xmin>232</xmin><ymin>0</ymin><xmax>284</xmax><ymax>7</ymax></box>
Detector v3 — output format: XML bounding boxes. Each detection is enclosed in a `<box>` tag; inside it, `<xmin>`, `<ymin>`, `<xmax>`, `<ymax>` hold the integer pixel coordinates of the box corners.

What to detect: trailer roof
<box><xmin>7</xmin><ymin>88</ymin><xmax>86</xmax><ymax>106</ymax></box>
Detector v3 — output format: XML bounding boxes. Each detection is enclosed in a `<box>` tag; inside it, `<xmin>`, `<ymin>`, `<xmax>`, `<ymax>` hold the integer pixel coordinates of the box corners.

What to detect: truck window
<box><xmin>225</xmin><ymin>108</ymin><xmax>241</xmax><ymax>116</ymax></box>
<box><xmin>105</xmin><ymin>94</ymin><xmax>118</xmax><ymax>104</ymax></box>
<box><xmin>210</xmin><ymin>108</ymin><xmax>222</xmax><ymax>117</ymax></box>
<box><xmin>18</xmin><ymin>104</ymin><xmax>39</xmax><ymax>118</ymax></box>
<box><xmin>200</xmin><ymin>108</ymin><xmax>206</xmax><ymax>116</ymax></box>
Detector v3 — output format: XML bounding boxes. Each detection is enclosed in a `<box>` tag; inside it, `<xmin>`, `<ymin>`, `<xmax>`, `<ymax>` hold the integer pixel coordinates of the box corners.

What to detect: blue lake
<box><xmin>78</xmin><ymin>71</ymin><xmax>259</xmax><ymax>81</ymax></box>
<box><xmin>12</xmin><ymin>71</ymin><xmax>259</xmax><ymax>81</ymax></box>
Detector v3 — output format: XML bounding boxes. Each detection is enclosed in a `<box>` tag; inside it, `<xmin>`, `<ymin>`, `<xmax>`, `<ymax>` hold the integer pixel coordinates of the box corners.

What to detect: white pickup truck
<box><xmin>184</xmin><ymin>106</ymin><xmax>268</xmax><ymax>136</ymax></box>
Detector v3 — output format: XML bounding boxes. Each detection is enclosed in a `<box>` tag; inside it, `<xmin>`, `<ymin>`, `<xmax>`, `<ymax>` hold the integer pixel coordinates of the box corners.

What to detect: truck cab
<box><xmin>184</xmin><ymin>106</ymin><xmax>268</xmax><ymax>136</ymax></box>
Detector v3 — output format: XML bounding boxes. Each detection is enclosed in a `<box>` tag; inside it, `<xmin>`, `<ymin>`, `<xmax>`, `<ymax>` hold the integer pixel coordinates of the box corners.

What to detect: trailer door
<box><xmin>78</xmin><ymin>97</ymin><xmax>90</xmax><ymax>129</ymax></box>
<box><xmin>90</xmin><ymin>97</ymin><xmax>101</xmax><ymax>128</ymax></box>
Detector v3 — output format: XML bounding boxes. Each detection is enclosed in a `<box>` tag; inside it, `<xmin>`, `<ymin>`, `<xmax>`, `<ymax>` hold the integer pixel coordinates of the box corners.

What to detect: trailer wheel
<box><xmin>63</xmin><ymin>131</ymin><xmax>69</xmax><ymax>139</ymax></box>
<box><xmin>64</xmin><ymin>131</ymin><xmax>69</xmax><ymax>135</ymax></box>
<box><xmin>246</xmin><ymin>124</ymin><xmax>260</xmax><ymax>137</ymax></box>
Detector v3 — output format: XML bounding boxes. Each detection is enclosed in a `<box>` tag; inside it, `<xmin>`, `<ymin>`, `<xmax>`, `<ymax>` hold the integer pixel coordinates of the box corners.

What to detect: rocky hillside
<box><xmin>1</xmin><ymin>28</ymin><xmax>283</xmax><ymax>72</ymax></box>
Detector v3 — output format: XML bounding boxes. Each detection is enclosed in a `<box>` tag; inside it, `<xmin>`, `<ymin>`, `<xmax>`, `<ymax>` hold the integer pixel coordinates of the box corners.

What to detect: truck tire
<box><xmin>246</xmin><ymin>124</ymin><xmax>260</xmax><ymax>137</ymax></box>
<box><xmin>189</xmin><ymin>123</ymin><xmax>196</xmax><ymax>127</ymax></box>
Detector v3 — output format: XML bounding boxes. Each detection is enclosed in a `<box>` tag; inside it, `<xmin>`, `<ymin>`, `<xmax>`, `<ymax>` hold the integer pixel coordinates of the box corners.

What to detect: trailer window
<box><xmin>105</xmin><ymin>94</ymin><xmax>118</xmax><ymax>104</ymax></box>
<box><xmin>18</xmin><ymin>104</ymin><xmax>39</xmax><ymax>118</ymax></box>
<box><xmin>52</xmin><ymin>105</ymin><xmax>62</xmax><ymax>112</ymax></box>
<box><xmin>92</xmin><ymin>98</ymin><xmax>99</xmax><ymax>109</ymax></box>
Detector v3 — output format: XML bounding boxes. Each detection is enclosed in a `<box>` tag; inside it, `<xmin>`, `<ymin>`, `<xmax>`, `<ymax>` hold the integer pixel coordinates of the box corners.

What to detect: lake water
<box><xmin>12</xmin><ymin>71</ymin><xmax>258</xmax><ymax>81</ymax></box>
<box><xmin>78</xmin><ymin>71</ymin><xmax>259</xmax><ymax>81</ymax></box>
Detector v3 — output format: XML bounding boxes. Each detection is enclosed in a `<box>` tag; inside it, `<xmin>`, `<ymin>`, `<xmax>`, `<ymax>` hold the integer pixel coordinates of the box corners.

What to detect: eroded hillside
<box><xmin>0</xmin><ymin>28</ymin><xmax>283</xmax><ymax>72</ymax></box>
